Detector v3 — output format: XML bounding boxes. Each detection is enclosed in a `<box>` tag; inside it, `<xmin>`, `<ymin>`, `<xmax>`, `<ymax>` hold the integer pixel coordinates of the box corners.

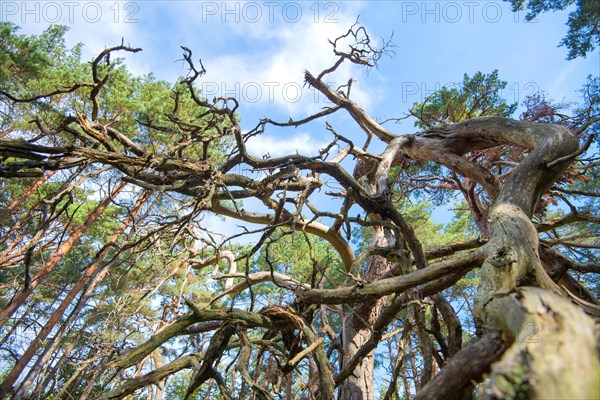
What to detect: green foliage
<box><xmin>164</xmin><ymin>370</ymin><xmax>229</xmax><ymax>400</ymax></box>
<box><xmin>250</xmin><ymin>230</ymin><xmax>346</xmax><ymax>302</ymax></box>
<box><xmin>410</xmin><ymin>70</ymin><xmax>517</xmax><ymax>129</ymax></box>
<box><xmin>398</xmin><ymin>199</ymin><xmax>476</xmax><ymax>249</ymax></box>
<box><xmin>0</xmin><ymin>23</ymin><xmax>81</xmax><ymax>88</ymax></box>
<box><xmin>504</xmin><ymin>0</ymin><xmax>600</xmax><ymax>59</ymax></box>
<box><xmin>576</xmin><ymin>75</ymin><xmax>600</xmax><ymax>147</ymax></box>
<box><xmin>0</xmin><ymin>23</ymin><xmax>85</xmax><ymax>129</ymax></box>
<box><xmin>0</xmin><ymin>24</ymin><xmax>237</xmax><ymax>398</ymax></box>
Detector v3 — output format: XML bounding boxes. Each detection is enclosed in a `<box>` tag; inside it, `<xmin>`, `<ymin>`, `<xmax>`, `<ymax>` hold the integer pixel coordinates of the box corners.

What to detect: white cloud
<box><xmin>179</xmin><ymin>2</ymin><xmax>374</xmax><ymax>116</ymax></box>
<box><xmin>6</xmin><ymin>1</ymin><xmax>380</xmax><ymax>117</ymax></box>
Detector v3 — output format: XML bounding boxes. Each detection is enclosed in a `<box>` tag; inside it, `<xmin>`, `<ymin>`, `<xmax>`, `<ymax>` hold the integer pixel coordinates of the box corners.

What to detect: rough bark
<box><xmin>480</xmin><ymin>287</ymin><xmax>599</xmax><ymax>399</ymax></box>
<box><xmin>467</xmin><ymin>114</ymin><xmax>600</xmax><ymax>398</ymax></box>
<box><xmin>339</xmin><ymin>225</ymin><xmax>390</xmax><ymax>400</ymax></box>
<box><xmin>111</xmin><ymin>308</ymin><xmax>275</xmax><ymax>369</ymax></box>
<box><xmin>0</xmin><ymin>29</ymin><xmax>597</xmax><ymax>399</ymax></box>
<box><xmin>301</xmin><ymin>250</ymin><xmax>482</xmax><ymax>304</ymax></box>
<box><xmin>414</xmin><ymin>332</ymin><xmax>508</xmax><ymax>400</ymax></box>
<box><xmin>106</xmin><ymin>355</ymin><xmax>199</xmax><ymax>399</ymax></box>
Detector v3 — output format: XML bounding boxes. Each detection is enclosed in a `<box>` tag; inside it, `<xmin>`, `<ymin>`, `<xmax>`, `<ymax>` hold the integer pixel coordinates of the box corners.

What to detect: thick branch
<box><xmin>107</xmin><ymin>355</ymin><xmax>199</xmax><ymax>399</ymax></box>
<box><xmin>414</xmin><ymin>332</ymin><xmax>508</xmax><ymax>400</ymax></box>
<box><xmin>481</xmin><ymin>287</ymin><xmax>600</xmax><ymax>399</ymax></box>
<box><xmin>301</xmin><ymin>250</ymin><xmax>483</xmax><ymax>305</ymax></box>
<box><xmin>111</xmin><ymin>308</ymin><xmax>274</xmax><ymax>369</ymax></box>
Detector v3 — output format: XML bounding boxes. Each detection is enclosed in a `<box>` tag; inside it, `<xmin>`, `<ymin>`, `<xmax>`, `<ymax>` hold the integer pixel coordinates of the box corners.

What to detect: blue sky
<box><xmin>3</xmin><ymin>1</ymin><xmax>597</xmax><ymax>127</ymax></box>
<box><xmin>2</xmin><ymin>0</ymin><xmax>598</xmax><ymax>237</ymax></box>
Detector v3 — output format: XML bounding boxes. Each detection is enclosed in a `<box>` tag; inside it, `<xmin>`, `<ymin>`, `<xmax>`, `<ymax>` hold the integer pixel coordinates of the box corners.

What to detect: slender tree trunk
<box><xmin>23</xmin><ymin>194</ymin><xmax>156</xmax><ymax>398</ymax></box>
<box><xmin>79</xmin><ymin>356</ymin><xmax>109</xmax><ymax>400</ymax></box>
<box><xmin>0</xmin><ymin>128</ymin><xmax>13</xmax><ymax>139</ymax></box>
<box><xmin>383</xmin><ymin>326</ymin><xmax>410</xmax><ymax>400</ymax></box>
<box><xmin>0</xmin><ymin>303</ymin><xmax>34</xmax><ymax>348</ymax></box>
<box><xmin>1</xmin><ymin>188</ymin><xmax>149</xmax><ymax>397</ymax></box>
<box><xmin>413</xmin><ymin>308</ymin><xmax>434</xmax><ymax>389</ymax></box>
<box><xmin>55</xmin><ymin>347</ymin><xmax>98</xmax><ymax>399</ymax></box>
<box><xmin>29</xmin><ymin>304</ymin><xmax>102</xmax><ymax>399</ymax></box>
<box><xmin>285</xmin><ymin>375</ymin><xmax>292</xmax><ymax>399</ymax></box>
<box><xmin>204</xmin><ymin>379</ymin><xmax>214</xmax><ymax>400</ymax></box>
<box><xmin>0</xmin><ymin>165</ymin><xmax>94</xmax><ymax>253</ymax></box>
<box><xmin>0</xmin><ymin>181</ymin><xmax>126</xmax><ymax>329</ymax></box>
<box><xmin>1</xmin><ymin>202</ymin><xmax>53</xmax><ymax>268</ymax></box>
<box><xmin>0</xmin><ymin>171</ymin><xmax>57</xmax><ymax>218</ymax></box>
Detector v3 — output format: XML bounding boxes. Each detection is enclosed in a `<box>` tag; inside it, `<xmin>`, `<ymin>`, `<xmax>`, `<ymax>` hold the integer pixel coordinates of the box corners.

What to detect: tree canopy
<box><xmin>0</xmin><ymin>21</ymin><xmax>598</xmax><ymax>400</ymax></box>
<box><xmin>504</xmin><ymin>0</ymin><xmax>600</xmax><ymax>58</ymax></box>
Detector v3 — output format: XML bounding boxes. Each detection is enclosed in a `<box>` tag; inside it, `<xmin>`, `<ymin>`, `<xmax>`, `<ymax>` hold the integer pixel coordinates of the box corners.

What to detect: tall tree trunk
<box><xmin>0</xmin><ymin>180</ymin><xmax>126</xmax><ymax>329</ymax></box>
<box><xmin>0</xmin><ymin>171</ymin><xmax>57</xmax><ymax>266</ymax></box>
<box><xmin>55</xmin><ymin>347</ymin><xmax>98</xmax><ymax>399</ymax></box>
<box><xmin>1</xmin><ymin>188</ymin><xmax>149</xmax><ymax>397</ymax></box>
<box><xmin>339</xmin><ymin>225</ymin><xmax>390</xmax><ymax>400</ymax></box>
<box><xmin>79</xmin><ymin>356</ymin><xmax>109</xmax><ymax>400</ymax></box>
<box><xmin>151</xmin><ymin>351</ymin><xmax>165</xmax><ymax>400</ymax></box>
<box><xmin>17</xmin><ymin>194</ymin><xmax>154</xmax><ymax>397</ymax></box>
<box><xmin>0</xmin><ymin>303</ymin><xmax>34</xmax><ymax>348</ymax></box>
